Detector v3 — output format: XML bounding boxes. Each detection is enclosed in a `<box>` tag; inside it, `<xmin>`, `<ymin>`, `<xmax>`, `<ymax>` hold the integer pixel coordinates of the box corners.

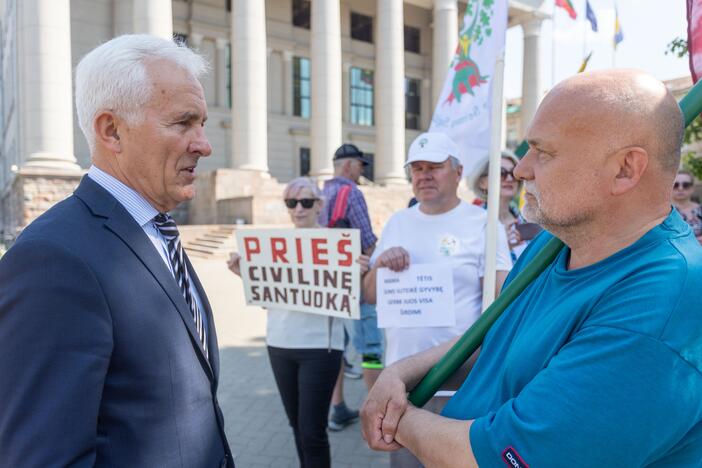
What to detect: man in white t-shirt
<box><xmin>362</xmin><ymin>132</ymin><xmax>511</xmax><ymax>468</ymax></box>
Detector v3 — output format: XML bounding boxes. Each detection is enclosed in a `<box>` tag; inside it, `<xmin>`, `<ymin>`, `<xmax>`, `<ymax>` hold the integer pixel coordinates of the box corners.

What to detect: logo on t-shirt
<box><xmin>502</xmin><ymin>447</ymin><xmax>528</xmax><ymax>468</ymax></box>
<box><xmin>439</xmin><ymin>235</ymin><xmax>459</xmax><ymax>256</ymax></box>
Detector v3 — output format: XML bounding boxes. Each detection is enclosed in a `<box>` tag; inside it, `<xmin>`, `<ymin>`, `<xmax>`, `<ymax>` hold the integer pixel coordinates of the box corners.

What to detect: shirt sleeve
<box><xmin>0</xmin><ymin>238</ymin><xmax>113</xmax><ymax>467</ymax></box>
<box><xmin>469</xmin><ymin>324</ymin><xmax>701</xmax><ymax>468</ymax></box>
<box><xmin>478</xmin><ymin>222</ymin><xmax>513</xmax><ymax>277</ymax></box>
<box><xmin>495</xmin><ymin>223</ymin><xmax>512</xmax><ymax>271</ymax></box>
<box><xmin>346</xmin><ymin>188</ymin><xmax>377</xmax><ymax>251</ymax></box>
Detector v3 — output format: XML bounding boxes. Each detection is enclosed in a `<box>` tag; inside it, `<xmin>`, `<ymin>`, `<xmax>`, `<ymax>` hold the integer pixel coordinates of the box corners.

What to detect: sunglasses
<box><xmin>500</xmin><ymin>168</ymin><xmax>515</xmax><ymax>181</ymax></box>
<box><xmin>284</xmin><ymin>198</ymin><xmax>317</xmax><ymax>209</ymax></box>
<box><xmin>673</xmin><ymin>181</ymin><xmax>693</xmax><ymax>190</ymax></box>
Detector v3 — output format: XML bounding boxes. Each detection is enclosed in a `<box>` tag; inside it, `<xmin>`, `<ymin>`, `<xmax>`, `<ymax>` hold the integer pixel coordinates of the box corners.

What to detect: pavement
<box><xmin>191</xmin><ymin>256</ymin><xmax>390</xmax><ymax>467</ymax></box>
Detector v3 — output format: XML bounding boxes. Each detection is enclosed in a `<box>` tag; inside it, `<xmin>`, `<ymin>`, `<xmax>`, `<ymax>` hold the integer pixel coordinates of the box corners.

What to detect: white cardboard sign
<box><xmin>376</xmin><ymin>263</ymin><xmax>455</xmax><ymax>328</ymax></box>
<box><xmin>235</xmin><ymin>228</ymin><xmax>361</xmax><ymax>319</ymax></box>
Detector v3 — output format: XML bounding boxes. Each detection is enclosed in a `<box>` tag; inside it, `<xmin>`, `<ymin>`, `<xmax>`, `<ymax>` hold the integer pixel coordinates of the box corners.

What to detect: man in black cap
<box><xmin>321</xmin><ymin>143</ymin><xmax>383</xmax><ymax>431</ymax></box>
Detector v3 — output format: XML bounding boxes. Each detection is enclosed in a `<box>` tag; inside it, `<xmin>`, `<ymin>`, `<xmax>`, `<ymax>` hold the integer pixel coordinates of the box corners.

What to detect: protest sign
<box><xmin>376</xmin><ymin>263</ymin><xmax>454</xmax><ymax>328</ymax></box>
<box><xmin>235</xmin><ymin>228</ymin><xmax>361</xmax><ymax>319</ymax></box>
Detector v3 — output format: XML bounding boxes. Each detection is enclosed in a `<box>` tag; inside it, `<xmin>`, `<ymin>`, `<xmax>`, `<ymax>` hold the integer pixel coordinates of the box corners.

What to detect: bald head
<box><xmin>539</xmin><ymin>69</ymin><xmax>683</xmax><ymax>174</ymax></box>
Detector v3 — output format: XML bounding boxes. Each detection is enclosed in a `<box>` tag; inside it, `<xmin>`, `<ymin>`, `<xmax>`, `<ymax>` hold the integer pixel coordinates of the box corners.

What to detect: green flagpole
<box><xmin>408</xmin><ymin>77</ymin><xmax>702</xmax><ymax>408</ymax></box>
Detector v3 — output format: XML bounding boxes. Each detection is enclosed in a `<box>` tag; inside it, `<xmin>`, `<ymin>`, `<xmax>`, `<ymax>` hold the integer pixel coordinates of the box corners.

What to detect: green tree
<box><xmin>667</xmin><ymin>37</ymin><xmax>702</xmax><ymax>179</ymax></box>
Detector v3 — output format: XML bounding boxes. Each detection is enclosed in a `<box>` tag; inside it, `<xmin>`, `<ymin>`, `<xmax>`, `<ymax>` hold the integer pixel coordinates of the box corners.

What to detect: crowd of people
<box><xmin>1</xmin><ymin>33</ymin><xmax>701</xmax><ymax>468</ymax></box>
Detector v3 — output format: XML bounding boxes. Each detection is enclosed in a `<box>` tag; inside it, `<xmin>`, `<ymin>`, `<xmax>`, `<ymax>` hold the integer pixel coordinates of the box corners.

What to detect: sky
<box><xmin>503</xmin><ymin>0</ymin><xmax>691</xmax><ymax>99</ymax></box>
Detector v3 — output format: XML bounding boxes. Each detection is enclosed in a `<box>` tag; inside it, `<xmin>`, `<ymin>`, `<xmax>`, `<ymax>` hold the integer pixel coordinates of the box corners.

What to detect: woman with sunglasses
<box><xmin>471</xmin><ymin>151</ymin><xmax>531</xmax><ymax>261</ymax></box>
<box><xmin>227</xmin><ymin>177</ymin><xmax>369</xmax><ymax>468</ymax></box>
<box><xmin>672</xmin><ymin>170</ymin><xmax>702</xmax><ymax>244</ymax></box>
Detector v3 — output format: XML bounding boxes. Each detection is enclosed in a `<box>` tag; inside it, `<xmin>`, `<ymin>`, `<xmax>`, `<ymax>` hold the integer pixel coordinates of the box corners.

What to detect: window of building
<box><xmin>293</xmin><ymin>57</ymin><xmax>311</xmax><ymax>118</ymax></box>
<box><xmin>299</xmin><ymin>147</ymin><xmax>311</xmax><ymax>176</ymax></box>
<box><xmin>173</xmin><ymin>33</ymin><xmax>188</xmax><ymax>47</ymax></box>
<box><xmin>350</xmin><ymin>12</ymin><xmax>373</xmax><ymax>43</ymax></box>
<box><xmin>226</xmin><ymin>44</ymin><xmax>232</xmax><ymax>108</ymax></box>
<box><xmin>405</xmin><ymin>78</ymin><xmax>421</xmax><ymax>130</ymax></box>
<box><xmin>292</xmin><ymin>0</ymin><xmax>311</xmax><ymax>29</ymax></box>
<box><xmin>350</xmin><ymin>67</ymin><xmax>374</xmax><ymax>126</ymax></box>
<box><xmin>404</xmin><ymin>25</ymin><xmax>420</xmax><ymax>53</ymax></box>
<box><xmin>361</xmin><ymin>152</ymin><xmax>374</xmax><ymax>182</ymax></box>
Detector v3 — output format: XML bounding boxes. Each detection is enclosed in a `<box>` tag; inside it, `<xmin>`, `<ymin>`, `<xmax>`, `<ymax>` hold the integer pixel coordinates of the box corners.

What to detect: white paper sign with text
<box><xmin>376</xmin><ymin>263</ymin><xmax>454</xmax><ymax>328</ymax></box>
<box><xmin>235</xmin><ymin>228</ymin><xmax>361</xmax><ymax>319</ymax></box>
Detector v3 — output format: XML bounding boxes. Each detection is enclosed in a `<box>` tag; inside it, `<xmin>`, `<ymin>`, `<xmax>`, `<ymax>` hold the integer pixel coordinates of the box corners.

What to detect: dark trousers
<box><xmin>267</xmin><ymin>346</ymin><xmax>342</xmax><ymax>468</ymax></box>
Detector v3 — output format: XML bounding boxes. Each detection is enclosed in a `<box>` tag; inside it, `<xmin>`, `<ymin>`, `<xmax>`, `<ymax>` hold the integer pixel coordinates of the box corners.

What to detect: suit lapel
<box><xmin>75</xmin><ymin>177</ymin><xmax>214</xmax><ymax>381</ymax></box>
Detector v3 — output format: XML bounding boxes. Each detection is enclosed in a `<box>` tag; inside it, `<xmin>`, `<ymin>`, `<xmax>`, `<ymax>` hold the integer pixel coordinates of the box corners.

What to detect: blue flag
<box><xmin>585</xmin><ymin>0</ymin><xmax>598</xmax><ymax>32</ymax></box>
<box><xmin>614</xmin><ymin>6</ymin><xmax>624</xmax><ymax>48</ymax></box>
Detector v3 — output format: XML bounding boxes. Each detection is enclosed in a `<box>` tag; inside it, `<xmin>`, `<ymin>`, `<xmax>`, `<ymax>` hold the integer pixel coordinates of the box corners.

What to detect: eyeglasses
<box><xmin>673</xmin><ymin>181</ymin><xmax>693</xmax><ymax>190</ymax></box>
<box><xmin>284</xmin><ymin>198</ymin><xmax>317</xmax><ymax>209</ymax></box>
<box><xmin>501</xmin><ymin>168</ymin><xmax>515</xmax><ymax>181</ymax></box>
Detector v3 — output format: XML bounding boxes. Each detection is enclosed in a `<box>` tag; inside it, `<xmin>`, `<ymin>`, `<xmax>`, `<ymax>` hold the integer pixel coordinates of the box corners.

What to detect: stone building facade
<box><xmin>0</xmin><ymin>0</ymin><xmax>552</xmax><ymax>239</ymax></box>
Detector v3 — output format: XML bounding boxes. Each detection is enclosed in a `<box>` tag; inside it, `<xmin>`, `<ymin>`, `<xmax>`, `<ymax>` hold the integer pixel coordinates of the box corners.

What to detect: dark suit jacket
<box><xmin>0</xmin><ymin>176</ymin><xmax>232</xmax><ymax>467</ymax></box>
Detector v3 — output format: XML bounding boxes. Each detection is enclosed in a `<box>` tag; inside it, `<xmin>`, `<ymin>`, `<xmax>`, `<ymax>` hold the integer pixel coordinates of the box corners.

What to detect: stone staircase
<box><xmin>180</xmin><ymin>225</ymin><xmax>237</xmax><ymax>259</ymax></box>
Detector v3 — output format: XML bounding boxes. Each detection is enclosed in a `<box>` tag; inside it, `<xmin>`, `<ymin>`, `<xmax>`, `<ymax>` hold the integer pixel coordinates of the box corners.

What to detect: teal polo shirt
<box><xmin>442</xmin><ymin>209</ymin><xmax>702</xmax><ymax>467</ymax></box>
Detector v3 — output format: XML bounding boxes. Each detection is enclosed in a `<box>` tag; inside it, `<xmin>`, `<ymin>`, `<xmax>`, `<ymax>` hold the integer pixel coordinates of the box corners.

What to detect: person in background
<box><xmin>672</xmin><ymin>169</ymin><xmax>702</xmax><ymax>244</ymax></box>
<box><xmin>228</xmin><ymin>177</ymin><xmax>369</xmax><ymax>468</ymax></box>
<box><xmin>322</xmin><ymin>143</ymin><xmax>384</xmax><ymax>431</ymax></box>
<box><xmin>472</xmin><ymin>151</ymin><xmax>534</xmax><ymax>261</ymax></box>
<box><xmin>362</xmin><ymin>132</ymin><xmax>512</xmax><ymax>468</ymax></box>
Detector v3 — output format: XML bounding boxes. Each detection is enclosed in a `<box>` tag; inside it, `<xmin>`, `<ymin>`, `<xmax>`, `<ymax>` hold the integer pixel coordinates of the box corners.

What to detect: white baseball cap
<box><xmin>405</xmin><ymin>132</ymin><xmax>462</xmax><ymax>167</ymax></box>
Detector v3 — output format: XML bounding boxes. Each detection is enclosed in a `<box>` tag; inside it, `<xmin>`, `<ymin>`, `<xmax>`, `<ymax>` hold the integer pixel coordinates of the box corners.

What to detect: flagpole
<box><xmin>482</xmin><ymin>52</ymin><xmax>506</xmax><ymax>311</ymax></box>
<box><xmin>551</xmin><ymin>5</ymin><xmax>556</xmax><ymax>86</ymax></box>
<box><xmin>582</xmin><ymin>6</ymin><xmax>587</xmax><ymax>59</ymax></box>
<box><xmin>612</xmin><ymin>0</ymin><xmax>617</xmax><ymax>68</ymax></box>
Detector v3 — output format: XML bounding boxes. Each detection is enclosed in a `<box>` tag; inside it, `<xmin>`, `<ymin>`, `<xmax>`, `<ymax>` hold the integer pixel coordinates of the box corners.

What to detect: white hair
<box><xmin>283</xmin><ymin>177</ymin><xmax>325</xmax><ymax>203</ymax></box>
<box><xmin>75</xmin><ymin>34</ymin><xmax>209</xmax><ymax>153</ymax></box>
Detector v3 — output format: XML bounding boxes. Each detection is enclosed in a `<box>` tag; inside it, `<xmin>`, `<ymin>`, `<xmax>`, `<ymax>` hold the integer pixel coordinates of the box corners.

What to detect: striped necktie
<box><xmin>153</xmin><ymin>213</ymin><xmax>208</xmax><ymax>360</ymax></box>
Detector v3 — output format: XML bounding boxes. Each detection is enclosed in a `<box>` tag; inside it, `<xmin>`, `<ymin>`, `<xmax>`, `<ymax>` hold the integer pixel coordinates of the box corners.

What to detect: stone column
<box><xmin>231</xmin><ymin>0</ymin><xmax>268</xmax><ymax>172</ymax></box>
<box><xmin>133</xmin><ymin>0</ymin><xmax>173</xmax><ymax>39</ymax></box>
<box><xmin>432</xmin><ymin>0</ymin><xmax>458</xmax><ymax>108</ymax></box>
<box><xmin>375</xmin><ymin>0</ymin><xmax>405</xmax><ymax>185</ymax></box>
<box><xmin>520</xmin><ymin>17</ymin><xmax>543</xmax><ymax>138</ymax></box>
<box><xmin>18</xmin><ymin>0</ymin><xmax>80</xmax><ymax>172</ymax></box>
<box><xmin>310</xmin><ymin>0</ymin><xmax>342</xmax><ymax>178</ymax></box>
<box><xmin>215</xmin><ymin>38</ymin><xmax>229</xmax><ymax>108</ymax></box>
<box><xmin>282</xmin><ymin>51</ymin><xmax>294</xmax><ymax>116</ymax></box>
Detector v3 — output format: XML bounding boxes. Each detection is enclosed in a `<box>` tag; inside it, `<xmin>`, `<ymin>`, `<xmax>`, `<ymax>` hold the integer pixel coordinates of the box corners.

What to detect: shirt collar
<box><xmin>87</xmin><ymin>165</ymin><xmax>160</xmax><ymax>227</ymax></box>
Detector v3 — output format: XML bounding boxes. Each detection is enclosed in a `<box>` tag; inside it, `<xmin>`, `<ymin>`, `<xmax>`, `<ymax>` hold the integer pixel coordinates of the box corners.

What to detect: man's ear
<box><xmin>94</xmin><ymin>111</ymin><xmax>122</xmax><ymax>153</ymax></box>
<box><xmin>611</xmin><ymin>146</ymin><xmax>648</xmax><ymax>196</ymax></box>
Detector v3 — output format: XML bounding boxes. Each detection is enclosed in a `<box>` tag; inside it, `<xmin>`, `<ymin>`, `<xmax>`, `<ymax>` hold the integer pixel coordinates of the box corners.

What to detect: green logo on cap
<box><xmin>419</xmin><ymin>138</ymin><xmax>428</xmax><ymax>148</ymax></box>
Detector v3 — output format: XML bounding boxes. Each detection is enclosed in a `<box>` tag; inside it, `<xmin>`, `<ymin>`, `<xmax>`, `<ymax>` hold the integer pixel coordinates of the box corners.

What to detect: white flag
<box><xmin>429</xmin><ymin>0</ymin><xmax>508</xmax><ymax>176</ymax></box>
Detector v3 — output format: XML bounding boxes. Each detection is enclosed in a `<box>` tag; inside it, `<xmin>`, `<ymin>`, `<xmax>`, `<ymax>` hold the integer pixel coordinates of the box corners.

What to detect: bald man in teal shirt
<box><xmin>360</xmin><ymin>69</ymin><xmax>702</xmax><ymax>467</ymax></box>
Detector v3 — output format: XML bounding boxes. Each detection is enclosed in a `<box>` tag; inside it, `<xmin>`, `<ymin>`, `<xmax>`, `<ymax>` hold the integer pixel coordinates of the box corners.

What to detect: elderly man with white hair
<box><xmin>0</xmin><ymin>35</ymin><xmax>232</xmax><ymax>467</ymax></box>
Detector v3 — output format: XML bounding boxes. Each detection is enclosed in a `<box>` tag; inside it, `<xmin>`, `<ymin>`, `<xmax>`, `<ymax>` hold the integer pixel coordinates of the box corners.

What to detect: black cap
<box><xmin>334</xmin><ymin>143</ymin><xmax>370</xmax><ymax>166</ymax></box>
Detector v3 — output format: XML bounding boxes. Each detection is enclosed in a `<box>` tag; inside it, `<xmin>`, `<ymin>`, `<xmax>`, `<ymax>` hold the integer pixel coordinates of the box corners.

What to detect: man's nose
<box><xmin>513</xmin><ymin>153</ymin><xmax>533</xmax><ymax>181</ymax></box>
<box><xmin>189</xmin><ymin>128</ymin><xmax>212</xmax><ymax>157</ymax></box>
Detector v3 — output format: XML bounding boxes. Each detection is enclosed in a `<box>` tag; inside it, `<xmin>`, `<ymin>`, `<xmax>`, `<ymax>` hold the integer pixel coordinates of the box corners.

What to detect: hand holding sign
<box><xmin>227</xmin><ymin>252</ymin><xmax>242</xmax><ymax>276</ymax></box>
<box><xmin>374</xmin><ymin>247</ymin><xmax>411</xmax><ymax>272</ymax></box>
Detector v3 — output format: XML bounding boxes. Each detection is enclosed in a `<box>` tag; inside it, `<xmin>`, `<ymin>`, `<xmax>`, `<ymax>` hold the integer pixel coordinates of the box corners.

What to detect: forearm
<box><xmin>362</xmin><ymin>266</ymin><xmax>378</xmax><ymax>304</ymax></box>
<box><xmin>395</xmin><ymin>406</ymin><xmax>477</xmax><ymax>468</ymax></box>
